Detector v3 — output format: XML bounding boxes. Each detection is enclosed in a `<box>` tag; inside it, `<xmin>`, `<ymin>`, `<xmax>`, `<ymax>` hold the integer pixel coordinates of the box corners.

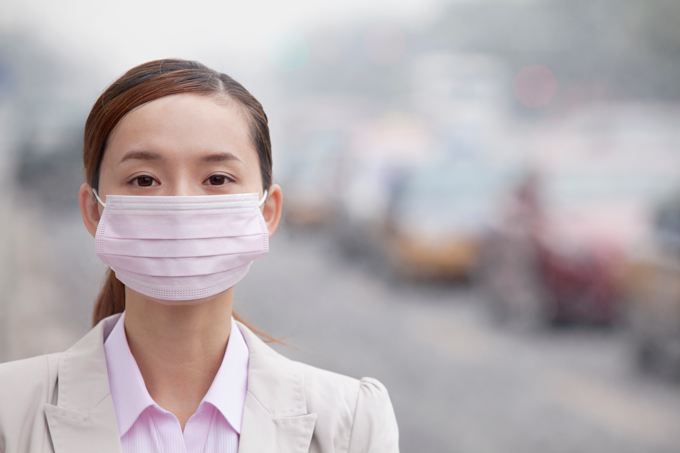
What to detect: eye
<box><xmin>131</xmin><ymin>175</ymin><xmax>158</xmax><ymax>187</ymax></box>
<box><xmin>204</xmin><ymin>174</ymin><xmax>233</xmax><ymax>186</ymax></box>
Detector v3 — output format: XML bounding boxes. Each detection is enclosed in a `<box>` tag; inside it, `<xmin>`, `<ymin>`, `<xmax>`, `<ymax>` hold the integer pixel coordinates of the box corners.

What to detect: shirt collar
<box><xmin>202</xmin><ymin>317</ymin><xmax>249</xmax><ymax>434</ymax></box>
<box><xmin>104</xmin><ymin>311</ymin><xmax>155</xmax><ymax>438</ymax></box>
<box><xmin>104</xmin><ymin>312</ymin><xmax>250</xmax><ymax>437</ymax></box>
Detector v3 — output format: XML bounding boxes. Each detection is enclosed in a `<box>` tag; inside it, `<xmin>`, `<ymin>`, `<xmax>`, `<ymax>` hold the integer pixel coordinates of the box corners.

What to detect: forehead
<box><xmin>103</xmin><ymin>93</ymin><xmax>256</xmax><ymax>165</ymax></box>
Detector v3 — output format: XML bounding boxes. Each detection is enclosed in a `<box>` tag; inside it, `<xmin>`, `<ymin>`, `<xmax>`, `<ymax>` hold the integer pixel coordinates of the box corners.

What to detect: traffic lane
<box><xmin>235</xmin><ymin>228</ymin><xmax>680</xmax><ymax>453</ymax></box>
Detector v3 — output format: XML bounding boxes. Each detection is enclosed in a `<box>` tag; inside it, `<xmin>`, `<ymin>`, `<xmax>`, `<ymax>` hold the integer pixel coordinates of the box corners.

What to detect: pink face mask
<box><xmin>92</xmin><ymin>190</ymin><xmax>269</xmax><ymax>302</ymax></box>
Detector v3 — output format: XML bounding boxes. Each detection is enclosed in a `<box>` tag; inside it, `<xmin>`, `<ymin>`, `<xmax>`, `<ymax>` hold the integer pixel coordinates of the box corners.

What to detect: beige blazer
<box><xmin>0</xmin><ymin>314</ymin><xmax>399</xmax><ymax>453</ymax></box>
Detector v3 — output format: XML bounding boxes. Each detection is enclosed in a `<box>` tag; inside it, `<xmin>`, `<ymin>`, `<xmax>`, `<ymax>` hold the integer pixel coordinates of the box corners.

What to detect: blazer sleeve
<box><xmin>347</xmin><ymin>377</ymin><xmax>399</xmax><ymax>453</ymax></box>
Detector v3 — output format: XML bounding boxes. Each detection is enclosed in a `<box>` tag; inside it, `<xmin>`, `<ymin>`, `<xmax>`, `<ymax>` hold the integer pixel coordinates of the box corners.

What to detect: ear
<box><xmin>79</xmin><ymin>183</ymin><xmax>102</xmax><ymax>237</ymax></box>
<box><xmin>262</xmin><ymin>184</ymin><xmax>283</xmax><ymax>238</ymax></box>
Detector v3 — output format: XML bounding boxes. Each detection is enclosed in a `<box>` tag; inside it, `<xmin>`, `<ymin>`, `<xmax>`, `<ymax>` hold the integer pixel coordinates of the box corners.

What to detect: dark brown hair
<box><xmin>85</xmin><ymin>58</ymin><xmax>276</xmax><ymax>340</ymax></box>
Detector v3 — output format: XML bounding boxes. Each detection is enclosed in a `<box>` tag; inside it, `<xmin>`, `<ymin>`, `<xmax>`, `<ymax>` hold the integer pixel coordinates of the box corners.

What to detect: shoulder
<box><xmin>0</xmin><ymin>353</ymin><xmax>60</xmax><ymax>448</ymax></box>
<box><xmin>301</xmin><ymin>361</ymin><xmax>390</xmax><ymax>411</ymax></box>
<box><xmin>0</xmin><ymin>353</ymin><xmax>60</xmax><ymax>403</ymax></box>
<box><xmin>298</xmin><ymin>362</ymin><xmax>400</xmax><ymax>453</ymax></box>
<box><xmin>238</xmin><ymin>322</ymin><xmax>399</xmax><ymax>452</ymax></box>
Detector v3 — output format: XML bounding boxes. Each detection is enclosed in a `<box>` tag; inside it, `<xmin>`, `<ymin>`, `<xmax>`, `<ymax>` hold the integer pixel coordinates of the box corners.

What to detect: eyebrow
<box><xmin>119</xmin><ymin>151</ymin><xmax>242</xmax><ymax>164</ymax></box>
<box><xmin>120</xmin><ymin>150</ymin><xmax>163</xmax><ymax>163</ymax></box>
<box><xmin>201</xmin><ymin>152</ymin><xmax>242</xmax><ymax>163</ymax></box>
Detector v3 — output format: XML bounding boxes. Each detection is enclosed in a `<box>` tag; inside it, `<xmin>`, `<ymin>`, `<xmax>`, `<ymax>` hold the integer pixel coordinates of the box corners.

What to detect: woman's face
<box><xmin>99</xmin><ymin>93</ymin><xmax>264</xmax><ymax>199</ymax></box>
<box><xmin>79</xmin><ymin>93</ymin><xmax>282</xmax><ymax>238</ymax></box>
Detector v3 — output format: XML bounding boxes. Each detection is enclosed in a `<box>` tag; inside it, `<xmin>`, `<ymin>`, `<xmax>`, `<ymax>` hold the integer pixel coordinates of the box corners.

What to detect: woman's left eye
<box><xmin>132</xmin><ymin>176</ymin><xmax>158</xmax><ymax>187</ymax></box>
<box><xmin>205</xmin><ymin>175</ymin><xmax>230</xmax><ymax>186</ymax></box>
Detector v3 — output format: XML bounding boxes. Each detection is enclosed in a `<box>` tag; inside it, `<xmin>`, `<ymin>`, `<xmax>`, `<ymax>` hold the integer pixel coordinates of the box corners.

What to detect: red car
<box><xmin>480</xmin><ymin>169</ymin><xmax>665</xmax><ymax>326</ymax></box>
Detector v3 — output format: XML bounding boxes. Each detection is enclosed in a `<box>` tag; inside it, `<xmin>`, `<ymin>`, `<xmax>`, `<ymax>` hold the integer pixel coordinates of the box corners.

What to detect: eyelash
<box><xmin>129</xmin><ymin>175</ymin><xmax>158</xmax><ymax>187</ymax></box>
<box><xmin>203</xmin><ymin>174</ymin><xmax>235</xmax><ymax>186</ymax></box>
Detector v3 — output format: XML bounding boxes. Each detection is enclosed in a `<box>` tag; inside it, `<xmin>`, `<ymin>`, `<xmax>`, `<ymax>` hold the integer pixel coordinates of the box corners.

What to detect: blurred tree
<box><xmin>431</xmin><ymin>0</ymin><xmax>680</xmax><ymax>102</ymax></box>
<box><xmin>0</xmin><ymin>31</ymin><xmax>93</xmax><ymax>210</ymax></box>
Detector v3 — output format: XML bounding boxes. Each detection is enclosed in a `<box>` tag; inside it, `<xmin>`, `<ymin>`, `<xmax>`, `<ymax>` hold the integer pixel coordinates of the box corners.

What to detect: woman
<box><xmin>0</xmin><ymin>59</ymin><xmax>399</xmax><ymax>453</ymax></box>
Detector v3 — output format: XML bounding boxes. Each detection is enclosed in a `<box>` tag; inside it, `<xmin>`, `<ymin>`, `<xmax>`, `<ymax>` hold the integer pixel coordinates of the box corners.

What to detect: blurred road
<box><xmin>3</xmin><ymin>204</ymin><xmax>680</xmax><ymax>453</ymax></box>
<box><xmin>237</xmin><ymin>227</ymin><xmax>680</xmax><ymax>453</ymax></box>
<box><xmin>3</xmin><ymin>198</ymin><xmax>106</xmax><ymax>360</ymax></box>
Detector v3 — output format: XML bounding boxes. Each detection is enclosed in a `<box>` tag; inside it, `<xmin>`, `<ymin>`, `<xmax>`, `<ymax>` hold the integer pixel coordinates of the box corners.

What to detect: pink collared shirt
<box><xmin>104</xmin><ymin>312</ymin><xmax>249</xmax><ymax>453</ymax></box>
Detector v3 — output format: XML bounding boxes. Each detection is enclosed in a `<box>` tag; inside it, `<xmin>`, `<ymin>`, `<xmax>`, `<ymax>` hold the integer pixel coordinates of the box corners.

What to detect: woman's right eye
<box><xmin>131</xmin><ymin>176</ymin><xmax>158</xmax><ymax>187</ymax></box>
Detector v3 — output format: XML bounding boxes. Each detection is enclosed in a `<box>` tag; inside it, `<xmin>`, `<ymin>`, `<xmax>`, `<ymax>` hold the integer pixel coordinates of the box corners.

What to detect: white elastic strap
<box><xmin>93</xmin><ymin>188</ymin><xmax>106</xmax><ymax>207</ymax></box>
<box><xmin>258</xmin><ymin>190</ymin><xmax>268</xmax><ymax>207</ymax></box>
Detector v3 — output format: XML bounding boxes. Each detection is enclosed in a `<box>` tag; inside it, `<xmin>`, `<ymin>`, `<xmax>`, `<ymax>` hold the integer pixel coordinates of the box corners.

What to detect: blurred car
<box><xmin>480</xmin><ymin>169</ymin><xmax>673</xmax><ymax>325</ymax></box>
<box><xmin>16</xmin><ymin>109</ymin><xmax>86</xmax><ymax>210</ymax></box>
<box><xmin>333</xmin><ymin>155</ymin><xmax>405</xmax><ymax>260</ymax></box>
<box><xmin>281</xmin><ymin>132</ymin><xmax>344</xmax><ymax>228</ymax></box>
<box><xmin>382</xmin><ymin>160</ymin><xmax>509</xmax><ymax>282</ymax></box>
<box><xmin>624</xmin><ymin>193</ymin><xmax>680</xmax><ymax>379</ymax></box>
<box><xmin>333</xmin><ymin>113</ymin><xmax>436</xmax><ymax>259</ymax></box>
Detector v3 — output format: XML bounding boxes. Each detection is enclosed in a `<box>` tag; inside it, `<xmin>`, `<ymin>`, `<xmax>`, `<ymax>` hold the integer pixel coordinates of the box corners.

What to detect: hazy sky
<box><xmin>1</xmin><ymin>0</ymin><xmax>448</xmax><ymax>75</ymax></box>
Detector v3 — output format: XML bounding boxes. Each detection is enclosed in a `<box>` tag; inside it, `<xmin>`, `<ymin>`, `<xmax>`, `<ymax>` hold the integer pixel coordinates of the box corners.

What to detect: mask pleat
<box><xmin>102</xmin><ymin>211</ymin><xmax>263</xmax><ymax>239</ymax></box>
<box><xmin>104</xmin><ymin>248</ymin><xmax>267</xmax><ymax>277</ymax></box>
<box><xmin>101</xmin><ymin>234</ymin><xmax>265</xmax><ymax>258</ymax></box>
<box><xmin>113</xmin><ymin>264</ymin><xmax>253</xmax><ymax>300</ymax></box>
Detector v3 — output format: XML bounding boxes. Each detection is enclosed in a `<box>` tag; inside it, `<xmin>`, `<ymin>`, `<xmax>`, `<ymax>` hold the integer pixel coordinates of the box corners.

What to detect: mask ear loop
<box><xmin>258</xmin><ymin>190</ymin><xmax>268</xmax><ymax>207</ymax></box>
<box><xmin>92</xmin><ymin>188</ymin><xmax>106</xmax><ymax>208</ymax></box>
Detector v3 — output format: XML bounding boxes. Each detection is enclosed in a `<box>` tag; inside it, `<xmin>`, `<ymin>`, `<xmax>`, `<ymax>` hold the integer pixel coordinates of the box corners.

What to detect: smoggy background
<box><xmin>1</xmin><ymin>1</ymin><xmax>680</xmax><ymax>452</ymax></box>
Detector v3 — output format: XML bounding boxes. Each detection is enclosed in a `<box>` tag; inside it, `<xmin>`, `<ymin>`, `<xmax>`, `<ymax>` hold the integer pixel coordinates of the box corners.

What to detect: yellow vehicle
<box><xmin>389</xmin><ymin>233</ymin><xmax>479</xmax><ymax>280</ymax></box>
<box><xmin>383</xmin><ymin>160</ymin><xmax>507</xmax><ymax>282</ymax></box>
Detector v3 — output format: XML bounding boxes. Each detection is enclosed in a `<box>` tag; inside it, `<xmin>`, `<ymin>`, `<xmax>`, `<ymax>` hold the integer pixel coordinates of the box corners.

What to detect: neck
<box><xmin>123</xmin><ymin>288</ymin><xmax>234</xmax><ymax>430</ymax></box>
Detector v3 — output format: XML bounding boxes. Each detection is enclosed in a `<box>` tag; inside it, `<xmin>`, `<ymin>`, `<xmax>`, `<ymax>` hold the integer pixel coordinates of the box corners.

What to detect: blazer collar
<box><xmin>45</xmin><ymin>313</ymin><xmax>123</xmax><ymax>453</ymax></box>
<box><xmin>43</xmin><ymin>315</ymin><xmax>317</xmax><ymax>453</ymax></box>
<box><xmin>236</xmin><ymin>321</ymin><xmax>317</xmax><ymax>453</ymax></box>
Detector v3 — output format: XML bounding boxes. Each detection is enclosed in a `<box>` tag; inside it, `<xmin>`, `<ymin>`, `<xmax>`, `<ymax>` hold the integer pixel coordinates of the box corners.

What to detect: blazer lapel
<box><xmin>45</xmin><ymin>314</ymin><xmax>123</xmax><ymax>453</ymax></box>
<box><xmin>238</xmin><ymin>394</ymin><xmax>317</xmax><ymax>453</ymax></box>
<box><xmin>237</xmin><ymin>322</ymin><xmax>317</xmax><ymax>453</ymax></box>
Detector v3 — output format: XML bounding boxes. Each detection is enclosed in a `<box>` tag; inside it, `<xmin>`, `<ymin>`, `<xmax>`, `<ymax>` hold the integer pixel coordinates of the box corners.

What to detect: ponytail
<box><xmin>92</xmin><ymin>269</ymin><xmax>126</xmax><ymax>326</ymax></box>
<box><xmin>92</xmin><ymin>269</ymin><xmax>284</xmax><ymax>344</ymax></box>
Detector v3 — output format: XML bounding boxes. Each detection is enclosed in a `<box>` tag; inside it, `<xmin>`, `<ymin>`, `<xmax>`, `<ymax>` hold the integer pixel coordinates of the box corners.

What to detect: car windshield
<box><xmin>545</xmin><ymin>170</ymin><xmax>677</xmax><ymax>207</ymax></box>
<box><xmin>393</xmin><ymin>163</ymin><xmax>509</xmax><ymax>228</ymax></box>
<box><xmin>400</xmin><ymin>165</ymin><xmax>502</xmax><ymax>206</ymax></box>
